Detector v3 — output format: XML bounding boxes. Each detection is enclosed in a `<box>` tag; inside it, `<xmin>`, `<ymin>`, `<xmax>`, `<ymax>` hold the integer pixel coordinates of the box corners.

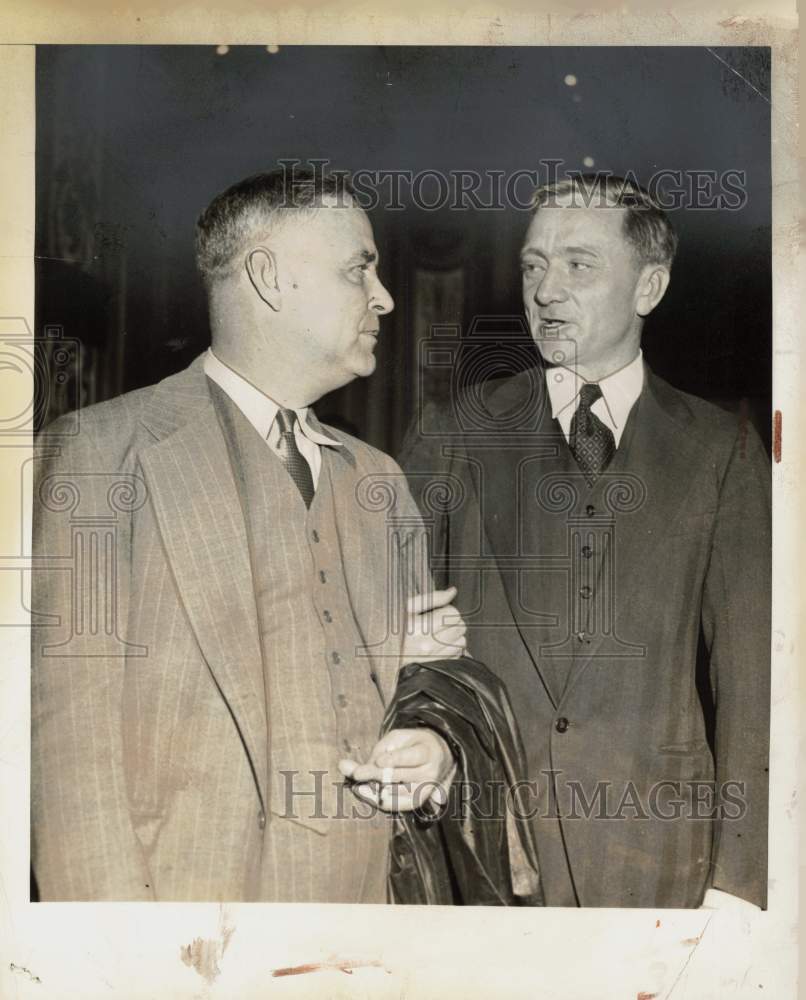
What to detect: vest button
<box><xmin>311</xmin><ymin>529</ymin><xmax>320</xmax><ymax>543</ymax></box>
<box><xmin>337</xmin><ymin>694</ymin><xmax>348</xmax><ymax>708</ymax></box>
<box><xmin>555</xmin><ymin>717</ymin><xmax>569</xmax><ymax>734</ymax></box>
<box><xmin>581</xmin><ymin>545</ymin><xmax>593</xmax><ymax>558</ymax></box>
<box><xmin>319</xmin><ymin>570</ymin><xmax>327</xmax><ymax>583</ymax></box>
<box><xmin>579</xmin><ymin>585</ymin><xmax>592</xmax><ymax>599</ymax></box>
<box><xmin>258</xmin><ymin>811</ymin><xmax>266</xmax><ymax>830</ymax></box>
<box><xmin>585</xmin><ymin>504</ymin><xmax>596</xmax><ymax>517</ymax></box>
<box><xmin>331</xmin><ymin>651</ymin><xmax>341</xmax><ymax>665</ymax></box>
<box><xmin>342</xmin><ymin>738</ymin><xmax>352</xmax><ymax>754</ymax></box>
<box><xmin>323</xmin><ymin>610</ymin><xmax>333</xmax><ymax>623</ymax></box>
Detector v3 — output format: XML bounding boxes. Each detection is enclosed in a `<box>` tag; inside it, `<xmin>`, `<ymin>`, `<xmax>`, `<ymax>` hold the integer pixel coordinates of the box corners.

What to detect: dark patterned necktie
<box><xmin>569</xmin><ymin>383</ymin><xmax>616</xmax><ymax>486</ymax></box>
<box><xmin>274</xmin><ymin>408</ymin><xmax>315</xmax><ymax>507</ymax></box>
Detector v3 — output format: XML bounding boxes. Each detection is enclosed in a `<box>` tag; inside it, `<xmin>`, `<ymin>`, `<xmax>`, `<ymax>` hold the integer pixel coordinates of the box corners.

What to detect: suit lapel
<box><xmin>138</xmin><ymin>359</ymin><xmax>268</xmax><ymax>811</ymax></box>
<box><xmin>475</xmin><ymin>367</ymin><xmax>572</xmax><ymax>707</ymax></box>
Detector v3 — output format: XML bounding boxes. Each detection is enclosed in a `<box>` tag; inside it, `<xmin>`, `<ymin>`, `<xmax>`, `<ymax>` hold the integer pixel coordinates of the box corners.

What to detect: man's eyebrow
<box><xmin>350</xmin><ymin>249</ymin><xmax>377</xmax><ymax>264</ymax></box>
<box><xmin>561</xmin><ymin>245</ymin><xmax>600</xmax><ymax>257</ymax></box>
<box><xmin>520</xmin><ymin>244</ymin><xmax>602</xmax><ymax>258</ymax></box>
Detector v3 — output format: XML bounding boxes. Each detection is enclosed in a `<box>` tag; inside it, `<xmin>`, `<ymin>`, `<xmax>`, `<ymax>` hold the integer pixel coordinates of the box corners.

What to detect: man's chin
<box><xmin>533</xmin><ymin>337</ymin><xmax>581</xmax><ymax>370</ymax></box>
<box><xmin>352</xmin><ymin>351</ymin><xmax>378</xmax><ymax>379</ymax></box>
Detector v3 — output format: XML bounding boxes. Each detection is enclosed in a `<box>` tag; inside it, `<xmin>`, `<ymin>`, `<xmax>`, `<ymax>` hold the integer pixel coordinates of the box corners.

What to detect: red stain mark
<box><xmin>638</xmin><ymin>993</ymin><xmax>659</xmax><ymax>999</ymax></box>
<box><xmin>272</xmin><ymin>963</ymin><xmax>321</xmax><ymax>978</ymax></box>
<box><xmin>681</xmin><ymin>936</ymin><xmax>701</xmax><ymax>946</ymax></box>
<box><xmin>655</xmin><ymin>919</ymin><xmax>661</xmax><ymax>928</ymax></box>
<box><xmin>271</xmin><ymin>959</ymin><xmax>384</xmax><ymax>978</ymax></box>
<box><xmin>773</xmin><ymin>410</ymin><xmax>782</xmax><ymax>463</ymax></box>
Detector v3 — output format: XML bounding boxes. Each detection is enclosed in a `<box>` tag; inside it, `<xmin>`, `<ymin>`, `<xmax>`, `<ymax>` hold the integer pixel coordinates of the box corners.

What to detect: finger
<box><xmin>380</xmin><ymin>780</ymin><xmax>443</xmax><ymax>813</ymax></box>
<box><xmin>375</xmin><ymin>744</ymin><xmax>430</xmax><ymax>769</ymax></box>
<box><xmin>432</xmin><ymin>624</ymin><xmax>467</xmax><ymax>645</ymax></box>
<box><xmin>379</xmin><ymin>782</ymin><xmax>415</xmax><ymax>812</ymax></box>
<box><xmin>434</xmin><ymin>605</ymin><xmax>466</xmax><ymax>629</ymax></box>
<box><xmin>338</xmin><ymin>758</ymin><xmax>359</xmax><ymax>779</ymax></box>
<box><xmin>347</xmin><ymin>729</ymin><xmax>432</xmax><ymax>782</ymax></box>
<box><xmin>371</xmin><ymin>728</ymin><xmax>424</xmax><ymax>758</ymax></box>
<box><xmin>348</xmin><ymin>759</ymin><xmax>431</xmax><ymax>785</ymax></box>
<box><xmin>378</xmin><ymin>790</ymin><xmax>416</xmax><ymax>812</ymax></box>
<box><xmin>424</xmin><ymin>637</ymin><xmax>466</xmax><ymax>658</ymax></box>
<box><xmin>405</xmin><ymin>587</ymin><xmax>458</xmax><ymax>617</ymax></box>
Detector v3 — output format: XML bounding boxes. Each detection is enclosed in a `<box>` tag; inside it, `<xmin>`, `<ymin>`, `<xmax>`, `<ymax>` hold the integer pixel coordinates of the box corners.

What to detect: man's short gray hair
<box><xmin>531</xmin><ymin>173</ymin><xmax>678</xmax><ymax>270</ymax></box>
<box><xmin>195</xmin><ymin>166</ymin><xmax>355</xmax><ymax>288</ymax></box>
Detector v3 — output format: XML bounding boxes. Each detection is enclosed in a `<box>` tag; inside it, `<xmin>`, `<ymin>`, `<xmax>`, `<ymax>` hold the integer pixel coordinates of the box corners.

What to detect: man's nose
<box><xmin>368</xmin><ymin>274</ymin><xmax>394</xmax><ymax>315</ymax></box>
<box><xmin>534</xmin><ymin>265</ymin><xmax>567</xmax><ymax>306</ymax></box>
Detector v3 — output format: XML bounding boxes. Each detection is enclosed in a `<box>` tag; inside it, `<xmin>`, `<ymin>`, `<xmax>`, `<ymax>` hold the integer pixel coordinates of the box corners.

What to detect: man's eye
<box><xmin>570</xmin><ymin>261</ymin><xmax>591</xmax><ymax>271</ymax></box>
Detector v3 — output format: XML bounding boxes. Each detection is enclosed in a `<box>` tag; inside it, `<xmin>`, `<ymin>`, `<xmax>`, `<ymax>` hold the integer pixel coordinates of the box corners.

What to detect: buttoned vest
<box><xmin>210</xmin><ymin>383</ymin><xmax>389</xmax><ymax>902</ymax></box>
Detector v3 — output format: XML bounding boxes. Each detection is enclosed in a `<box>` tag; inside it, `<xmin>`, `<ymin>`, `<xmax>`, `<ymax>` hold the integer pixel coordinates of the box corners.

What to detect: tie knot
<box><xmin>275</xmin><ymin>408</ymin><xmax>297</xmax><ymax>437</ymax></box>
<box><xmin>578</xmin><ymin>383</ymin><xmax>603</xmax><ymax>409</ymax></box>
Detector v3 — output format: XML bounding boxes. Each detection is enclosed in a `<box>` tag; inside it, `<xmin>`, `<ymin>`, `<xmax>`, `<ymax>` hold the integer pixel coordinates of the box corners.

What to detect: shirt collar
<box><xmin>203</xmin><ymin>348</ymin><xmax>342</xmax><ymax>447</ymax></box>
<box><xmin>545</xmin><ymin>349</ymin><xmax>645</xmax><ymax>439</ymax></box>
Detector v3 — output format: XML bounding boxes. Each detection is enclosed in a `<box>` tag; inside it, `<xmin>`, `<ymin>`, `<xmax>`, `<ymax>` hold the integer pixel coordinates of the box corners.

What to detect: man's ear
<box><xmin>245</xmin><ymin>246</ymin><xmax>282</xmax><ymax>311</ymax></box>
<box><xmin>636</xmin><ymin>264</ymin><xmax>670</xmax><ymax>318</ymax></box>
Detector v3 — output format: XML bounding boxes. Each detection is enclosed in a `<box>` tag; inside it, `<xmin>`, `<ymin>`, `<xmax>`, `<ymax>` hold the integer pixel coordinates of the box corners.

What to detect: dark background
<box><xmin>36</xmin><ymin>45</ymin><xmax>771</xmax><ymax>454</ymax></box>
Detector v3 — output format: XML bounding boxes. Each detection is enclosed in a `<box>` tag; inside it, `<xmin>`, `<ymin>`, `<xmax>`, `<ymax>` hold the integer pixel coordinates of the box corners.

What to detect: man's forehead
<box><xmin>283</xmin><ymin>201</ymin><xmax>376</xmax><ymax>253</ymax></box>
<box><xmin>522</xmin><ymin>201</ymin><xmax>628</xmax><ymax>249</ymax></box>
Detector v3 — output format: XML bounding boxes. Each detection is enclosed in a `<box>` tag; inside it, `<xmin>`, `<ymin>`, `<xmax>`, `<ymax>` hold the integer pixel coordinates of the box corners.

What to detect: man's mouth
<box><xmin>537</xmin><ymin>318</ymin><xmax>570</xmax><ymax>336</ymax></box>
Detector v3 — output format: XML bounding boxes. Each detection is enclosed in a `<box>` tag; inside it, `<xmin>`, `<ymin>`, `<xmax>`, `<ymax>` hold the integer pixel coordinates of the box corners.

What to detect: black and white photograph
<box><xmin>0</xmin><ymin>9</ymin><xmax>799</xmax><ymax>999</ymax></box>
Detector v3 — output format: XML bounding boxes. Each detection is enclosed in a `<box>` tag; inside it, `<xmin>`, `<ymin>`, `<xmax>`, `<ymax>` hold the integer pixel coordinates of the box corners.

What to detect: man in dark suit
<box><xmin>31</xmin><ymin>167</ymin><xmax>464</xmax><ymax>901</ymax></box>
<box><xmin>401</xmin><ymin>175</ymin><xmax>770</xmax><ymax>909</ymax></box>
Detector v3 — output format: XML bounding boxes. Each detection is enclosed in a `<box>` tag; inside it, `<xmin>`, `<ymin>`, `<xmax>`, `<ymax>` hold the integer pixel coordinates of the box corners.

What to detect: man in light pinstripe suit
<box><xmin>31</xmin><ymin>167</ymin><xmax>463</xmax><ymax>902</ymax></box>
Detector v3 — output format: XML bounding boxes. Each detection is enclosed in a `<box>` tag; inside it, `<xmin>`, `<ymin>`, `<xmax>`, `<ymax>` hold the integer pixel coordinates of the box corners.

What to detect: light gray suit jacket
<box><xmin>32</xmin><ymin>355</ymin><xmax>422</xmax><ymax>901</ymax></box>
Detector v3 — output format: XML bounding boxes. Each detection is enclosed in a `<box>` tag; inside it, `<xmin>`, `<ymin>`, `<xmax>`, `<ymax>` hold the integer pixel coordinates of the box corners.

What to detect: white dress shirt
<box><xmin>545</xmin><ymin>349</ymin><xmax>645</xmax><ymax>447</ymax></box>
<box><xmin>203</xmin><ymin>348</ymin><xmax>341</xmax><ymax>486</ymax></box>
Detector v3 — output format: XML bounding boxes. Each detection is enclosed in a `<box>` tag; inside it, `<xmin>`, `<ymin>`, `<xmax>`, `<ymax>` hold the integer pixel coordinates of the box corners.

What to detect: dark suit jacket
<box><xmin>400</xmin><ymin>361</ymin><xmax>770</xmax><ymax>908</ymax></box>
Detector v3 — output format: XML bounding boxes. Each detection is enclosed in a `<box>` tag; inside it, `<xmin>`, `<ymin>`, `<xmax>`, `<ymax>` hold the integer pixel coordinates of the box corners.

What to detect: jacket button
<box><xmin>585</xmin><ymin>504</ymin><xmax>596</xmax><ymax>517</ymax></box>
<box><xmin>581</xmin><ymin>545</ymin><xmax>593</xmax><ymax>558</ymax></box>
<box><xmin>258</xmin><ymin>811</ymin><xmax>266</xmax><ymax>830</ymax></box>
<box><xmin>555</xmin><ymin>717</ymin><xmax>569</xmax><ymax>734</ymax></box>
<box><xmin>579</xmin><ymin>585</ymin><xmax>592</xmax><ymax>599</ymax></box>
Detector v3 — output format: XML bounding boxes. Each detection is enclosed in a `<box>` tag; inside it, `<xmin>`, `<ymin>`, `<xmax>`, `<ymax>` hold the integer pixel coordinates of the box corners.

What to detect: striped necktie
<box><xmin>569</xmin><ymin>383</ymin><xmax>616</xmax><ymax>486</ymax></box>
<box><xmin>274</xmin><ymin>408</ymin><xmax>315</xmax><ymax>507</ymax></box>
